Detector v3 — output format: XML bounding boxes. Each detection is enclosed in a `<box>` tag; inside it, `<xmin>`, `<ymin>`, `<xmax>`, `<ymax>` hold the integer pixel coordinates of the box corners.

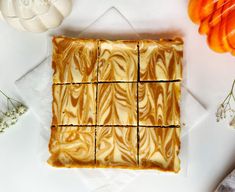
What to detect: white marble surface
<box><xmin>0</xmin><ymin>0</ymin><xmax>235</xmax><ymax>192</ymax></box>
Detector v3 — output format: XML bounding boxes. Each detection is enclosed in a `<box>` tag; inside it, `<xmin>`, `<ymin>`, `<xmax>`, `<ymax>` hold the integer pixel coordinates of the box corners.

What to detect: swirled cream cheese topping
<box><xmin>49</xmin><ymin>37</ymin><xmax>183</xmax><ymax>172</ymax></box>
<box><xmin>48</xmin><ymin>126</ymin><xmax>95</xmax><ymax>167</ymax></box>
<box><xmin>139</xmin><ymin>127</ymin><xmax>180</xmax><ymax>172</ymax></box>
<box><xmin>139</xmin><ymin>39</ymin><xmax>183</xmax><ymax>81</ymax></box>
<box><xmin>52</xmin><ymin>37</ymin><xmax>99</xmax><ymax>83</ymax></box>
<box><xmin>98</xmin><ymin>40</ymin><xmax>138</xmax><ymax>82</ymax></box>
<box><xmin>139</xmin><ymin>82</ymin><xmax>181</xmax><ymax>126</ymax></box>
<box><xmin>97</xmin><ymin>83</ymin><xmax>137</xmax><ymax>126</ymax></box>
<box><xmin>96</xmin><ymin>127</ymin><xmax>137</xmax><ymax>168</ymax></box>
<box><xmin>52</xmin><ymin>84</ymin><xmax>97</xmax><ymax>125</ymax></box>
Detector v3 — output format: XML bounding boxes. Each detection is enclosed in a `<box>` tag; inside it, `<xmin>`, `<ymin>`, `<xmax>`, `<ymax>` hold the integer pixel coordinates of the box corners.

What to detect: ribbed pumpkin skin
<box><xmin>188</xmin><ymin>0</ymin><xmax>235</xmax><ymax>55</ymax></box>
<box><xmin>0</xmin><ymin>0</ymin><xmax>72</xmax><ymax>33</ymax></box>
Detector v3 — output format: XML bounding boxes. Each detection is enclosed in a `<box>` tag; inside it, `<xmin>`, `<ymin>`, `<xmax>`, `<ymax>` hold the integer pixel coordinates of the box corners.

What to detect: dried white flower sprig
<box><xmin>0</xmin><ymin>89</ymin><xmax>27</xmax><ymax>133</ymax></box>
<box><xmin>216</xmin><ymin>80</ymin><xmax>235</xmax><ymax>128</ymax></box>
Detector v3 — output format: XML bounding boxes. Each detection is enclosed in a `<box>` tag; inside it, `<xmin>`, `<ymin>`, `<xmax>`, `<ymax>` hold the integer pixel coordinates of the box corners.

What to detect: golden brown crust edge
<box><xmin>47</xmin><ymin>161</ymin><xmax>180</xmax><ymax>173</ymax></box>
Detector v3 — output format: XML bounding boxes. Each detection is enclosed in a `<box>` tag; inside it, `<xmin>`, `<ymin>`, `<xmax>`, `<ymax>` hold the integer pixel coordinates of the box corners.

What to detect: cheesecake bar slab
<box><xmin>139</xmin><ymin>127</ymin><xmax>181</xmax><ymax>172</ymax></box>
<box><xmin>52</xmin><ymin>84</ymin><xmax>97</xmax><ymax>126</ymax></box>
<box><xmin>97</xmin><ymin>83</ymin><xmax>137</xmax><ymax>126</ymax></box>
<box><xmin>138</xmin><ymin>82</ymin><xmax>181</xmax><ymax>127</ymax></box>
<box><xmin>48</xmin><ymin>126</ymin><xmax>95</xmax><ymax>168</ymax></box>
<box><xmin>139</xmin><ymin>39</ymin><xmax>183</xmax><ymax>81</ymax></box>
<box><xmin>49</xmin><ymin>37</ymin><xmax>183</xmax><ymax>172</ymax></box>
<box><xmin>98</xmin><ymin>40</ymin><xmax>138</xmax><ymax>82</ymax></box>
<box><xmin>52</xmin><ymin>36</ymin><xmax>99</xmax><ymax>84</ymax></box>
<box><xmin>96</xmin><ymin>126</ymin><xmax>138</xmax><ymax>168</ymax></box>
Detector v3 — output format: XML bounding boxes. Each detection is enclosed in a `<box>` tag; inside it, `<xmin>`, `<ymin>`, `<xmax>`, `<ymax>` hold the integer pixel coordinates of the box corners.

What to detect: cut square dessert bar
<box><xmin>98</xmin><ymin>40</ymin><xmax>138</xmax><ymax>82</ymax></box>
<box><xmin>52</xmin><ymin>84</ymin><xmax>97</xmax><ymax>126</ymax></box>
<box><xmin>139</xmin><ymin>39</ymin><xmax>183</xmax><ymax>81</ymax></box>
<box><xmin>139</xmin><ymin>127</ymin><xmax>181</xmax><ymax>172</ymax></box>
<box><xmin>97</xmin><ymin>83</ymin><xmax>137</xmax><ymax>126</ymax></box>
<box><xmin>52</xmin><ymin>36</ymin><xmax>99</xmax><ymax>83</ymax></box>
<box><xmin>138</xmin><ymin>82</ymin><xmax>181</xmax><ymax>127</ymax></box>
<box><xmin>96</xmin><ymin>126</ymin><xmax>138</xmax><ymax>168</ymax></box>
<box><xmin>48</xmin><ymin>126</ymin><xmax>95</xmax><ymax>168</ymax></box>
<box><xmin>49</xmin><ymin>37</ymin><xmax>183</xmax><ymax>173</ymax></box>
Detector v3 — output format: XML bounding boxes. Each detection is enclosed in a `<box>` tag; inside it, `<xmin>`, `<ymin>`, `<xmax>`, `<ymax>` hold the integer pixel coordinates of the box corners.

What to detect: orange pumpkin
<box><xmin>188</xmin><ymin>0</ymin><xmax>235</xmax><ymax>55</ymax></box>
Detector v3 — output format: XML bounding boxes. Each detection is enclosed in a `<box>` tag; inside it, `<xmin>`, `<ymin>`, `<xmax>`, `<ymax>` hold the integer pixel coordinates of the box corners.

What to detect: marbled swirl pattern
<box><xmin>49</xmin><ymin>38</ymin><xmax>183</xmax><ymax>171</ymax></box>
<box><xmin>138</xmin><ymin>82</ymin><xmax>181</xmax><ymax>126</ymax></box>
<box><xmin>52</xmin><ymin>36</ymin><xmax>98</xmax><ymax>83</ymax></box>
<box><xmin>96</xmin><ymin>127</ymin><xmax>137</xmax><ymax>168</ymax></box>
<box><xmin>52</xmin><ymin>84</ymin><xmax>97</xmax><ymax>125</ymax></box>
<box><xmin>97</xmin><ymin>83</ymin><xmax>137</xmax><ymax>126</ymax></box>
<box><xmin>48</xmin><ymin>126</ymin><xmax>95</xmax><ymax>167</ymax></box>
<box><xmin>139</xmin><ymin>127</ymin><xmax>181</xmax><ymax>172</ymax></box>
<box><xmin>98</xmin><ymin>40</ymin><xmax>138</xmax><ymax>82</ymax></box>
<box><xmin>139</xmin><ymin>39</ymin><xmax>183</xmax><ymax>81</ymax></box>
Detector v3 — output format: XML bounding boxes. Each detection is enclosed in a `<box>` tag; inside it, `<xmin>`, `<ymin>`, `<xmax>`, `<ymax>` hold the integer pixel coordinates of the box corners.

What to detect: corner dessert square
<box><xmin>52</xmin><ymin>84</ymin><xmax>97</xmax><ymax>126</ymax></box>
<box><xmin>96</xmin><ymin>126</ymin><xmax>138</xmax><ymax>168</ymax></box>
<box><xmin>52</xmin><ymin>36</ymin><xmax>99</xmax><ymax>83</ymax></box>
<box><xmin>48</xmin><ymin>126</ymin><xmax>95</xmax><ymax>168</ymax></box>
<box><xmin>97</xmin><ymin>83</ymin><xmax>137</xmax><ymax>126</ymax></box>
<box><xmin>98</xmin><ymin>40</ymin><xmax>138</xmax><ymax>82</ymax></box>
<box><xmin>139</xmin><ymin>127</ymin><xmax>181</xmax><ymax>173</ymax></box>
<box><xmin>139</xmin><ymin>38</ymin><xmax>183</xmax><ymax>81</ymax></box>
<box><xmin>138</xmin><ymin>82</ymin><xmax>181</xmax><ymax>127</ymax></box>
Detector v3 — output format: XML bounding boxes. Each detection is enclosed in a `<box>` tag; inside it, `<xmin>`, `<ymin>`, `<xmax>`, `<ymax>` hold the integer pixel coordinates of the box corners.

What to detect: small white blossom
<box><xmin>0</xmin><ymin>90</ymin><xmax>28</xmax><ymax>134</ymax></box>
<box><xmin>4</xmin><ymin>117</ymin><xmax>13</xmax><ymax>126</ymax></box>
<box><xmin>0</xmin><ymin>121</ymin><xmax>9</xmax><ymax>132</ymax></box>
<box><xmin>5</xmin><ymin>111</ymin><xmax>11</xmax><ymax>117</ymax></box>
<box><xmin>17</xmin><ymin>105</ymin><xmax>27</xmax><ymax>115</ymax></box>
<box><xmin>216</xmin><ymin>80</ymin><xmax>235</xmax><ymax>128</ymax></box>
<box><xmin>10</xmin><ymin>118</ymin><xmax>18</xmax><ymax>125</ymax></box>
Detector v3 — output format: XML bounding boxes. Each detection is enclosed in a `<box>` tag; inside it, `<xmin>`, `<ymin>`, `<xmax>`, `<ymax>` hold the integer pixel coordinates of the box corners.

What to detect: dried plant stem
<box><xmin>222</xmin><ymin>80</ymin><xmax>235</xmax><ymax>106</ymax></box>
<box><xmin>0</xmin><ymin>89</ymin><xmax>27</xmax><ymax>134</ymax></box>
<box><xmin>216</xmin><ymin>80</ymin><xmax>235</xmax><ymax>123</ymax></box>
<box><xmin>0</xmin><ymin>89</ymin><xmax>21</xmax><ymax>108</ymax></box>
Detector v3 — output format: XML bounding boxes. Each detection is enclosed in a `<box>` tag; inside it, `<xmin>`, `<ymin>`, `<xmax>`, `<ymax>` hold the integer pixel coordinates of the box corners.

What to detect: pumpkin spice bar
<box><xmin>139</xmin><ymin>39</ymin><xmax>183</xmax><ymax>81</ymax></box>
<box><xmin>97</xmin><ymin>82</ymin><xmax>137</xmax><ymax>126</ymax></box>
<box><xmin>139</xmin><ymin>127</ymin><xmax>181</xmax><ymax>172</ymax></box>
<box><xmin>52</xmin><ymin>37</ymin><xmax>99</xmax><ymax>84</ymax></box>
<box><xmin>52</xmin><ymin>84</ymin><xmax>97</xmax><ymax>126</ymax></box>
<box><xmin>138</xmin><ymin>82</ymin><xmax>181</xmax><ymax>127</ymax></box>
<box><xmin>48</xmin><ymin>126</ymin><xmax>95</xmax><ymax>168</ymax></box>
<box><xmin>98</xmin><ymin>40</ymin><xmax>138</xmax><ymax>82</ymax></box>
<box><xmin>96</xmin><ymin>126</ymin><xmax>138</xmax><ymax>169</ymax></box>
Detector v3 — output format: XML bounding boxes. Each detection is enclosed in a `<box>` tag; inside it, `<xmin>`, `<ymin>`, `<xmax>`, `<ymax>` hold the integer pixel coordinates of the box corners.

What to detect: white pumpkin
<box><xmin>0</xmin><ymin>0</ymin><xmax>72</xmax><ymax>32</ymax></box>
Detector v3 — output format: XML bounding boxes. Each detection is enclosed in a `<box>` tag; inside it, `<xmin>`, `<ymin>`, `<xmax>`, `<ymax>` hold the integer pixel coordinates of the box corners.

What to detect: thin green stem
<box><xmin>231</xmin><ymin>80</ymin><xmax>235</xmax><ymax>92</ymax></box>
<box><xmin>8</xmin><ymin>98</ymin><xmax>16</xmax><ymax>109</ymax></box>
<box><xmin>231</xmin><ymin>80</ymin><xmax>235</xmax><ymax>100</ymax></box>
<box><xmin>9</xmin><ymin>97</ymin><xmax>21</xmax><ymax>104</ymax></box>
<box><xmin>0</xmin><ymin>89</ymin><xmax>9</xmax><ymax>99</ymax></box>
<box><xmin>0</xmin><ymin>89</ymin><xmax>21</xmax><ymax>110</ymax></box>
<box><xmin>222</xmin><ymin>92</ymin><xmax>231</xmax><ymax>105</ymax></box>
<box><xmin>221</xmin><ymin>80</ymin><xmax>235</xmax><ymax>105</ymax></box>
<box><xmin>7</xmin><ymin>99</ymin><xmax>9</xmax><ymax>111</ymax></box>
<box><xmin>217</xmin><ymin>80</ymin><xmax>235</xmax><ymax>122</ymax></box>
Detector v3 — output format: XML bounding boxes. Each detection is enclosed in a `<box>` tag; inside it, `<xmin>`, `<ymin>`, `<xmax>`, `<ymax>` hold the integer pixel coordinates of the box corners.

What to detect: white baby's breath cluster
<box><xmin>0</xmin><ymin>90</ymin><xmax>27</xmax><ymax>133</ymax></box>
<box><xmin>216</xmin><ymin>80</ymin><xmax>235</xmax><ymax>128</ymax></box>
